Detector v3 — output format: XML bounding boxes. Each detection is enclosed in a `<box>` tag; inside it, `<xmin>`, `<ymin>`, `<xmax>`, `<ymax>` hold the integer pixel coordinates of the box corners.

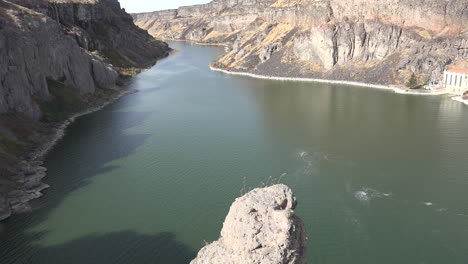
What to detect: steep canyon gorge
<box><xmin>133</xmin><ymin>0</ymin><xmax>467</xmax><ymax>86</ymax></box>
<box><xmin>1</xmin><ymin>1</ymin><xmax>467</xmax><ymax>263</ymax></box>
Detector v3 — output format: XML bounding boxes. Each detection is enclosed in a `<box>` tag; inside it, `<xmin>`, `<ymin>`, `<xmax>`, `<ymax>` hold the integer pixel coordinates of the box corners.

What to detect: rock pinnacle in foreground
<box><xmin>191</xmin><ymin>184</ymin><xmax>307</xmax><ymax>264</ymax></box>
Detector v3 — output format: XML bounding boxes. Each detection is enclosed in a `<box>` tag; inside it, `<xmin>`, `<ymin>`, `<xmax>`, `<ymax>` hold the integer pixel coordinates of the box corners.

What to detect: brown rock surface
<box><xmin>133</xmin><ymin>0</ymin><xmax>467</xmax><ymax>86</ymax></box>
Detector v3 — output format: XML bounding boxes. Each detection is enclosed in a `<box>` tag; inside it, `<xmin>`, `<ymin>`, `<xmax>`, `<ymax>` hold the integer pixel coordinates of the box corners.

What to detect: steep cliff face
<box><xmin>1</xmin><ymin>0</ymin><xmax>170</xmax><ymax>121</ymax></box>
<box><xmin>48</xmin><ymin>0</ymin><xmax>170</xmax><ymax>68</ymax></box>
<box><xmin>0</xmin><ymin>0</ymin><xmax>170</xmax><ymax>221</ymax></box>
<box><xmin>133</xmin><ymin>0</ymin><xmax>467</xmax><ymax>86</ymax></box>
<box><xmin>191</xmin><ymin>184</ymin><xmax>307</xmax><ymax>264</ymax></box>
<box><xmin>0</xmin><ymin>0</ymin><xmax>116</xmax><ymax>120</ymax></box>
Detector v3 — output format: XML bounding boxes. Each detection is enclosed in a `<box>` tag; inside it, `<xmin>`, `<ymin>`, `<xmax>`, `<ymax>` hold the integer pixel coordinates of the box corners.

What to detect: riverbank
<box><xmin>451</xmin><ymin>96</ymin><xmax>468</xmax><ymax>105</ymax></box>
<box><xmin>167</xmin><ymin>39</ymin><xmax>230</xmax><ymax>47</ymax></box>
<box><xmin>0</xmin><ymin>0</ymin><xmax>173</xmax><ymax>222</ymax></box>
<box><xmin>0</xmin><ymin>86</ymin><xmax>138</xmax><ymax>221</ymax></box>
<box><xmin>30</xmin><ymin>88</ymin><xmax>137</xmax><ymax>160</ymax></box>
<box><xmin>210</xmin><ymin>66</ymin><xmax>451</xmax><ymax>96</ymax></box>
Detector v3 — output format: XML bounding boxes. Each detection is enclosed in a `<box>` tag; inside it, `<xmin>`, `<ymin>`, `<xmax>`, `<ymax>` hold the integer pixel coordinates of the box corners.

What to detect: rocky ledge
<box><xmin>133</xmin><ymin>0</ymin><xmax>467</xmax><ymax>87</ymax></box>
<box><xmin>191</xmin><ymin>184</ymin><xmax>307</xmax><ymax>264</ymax></box>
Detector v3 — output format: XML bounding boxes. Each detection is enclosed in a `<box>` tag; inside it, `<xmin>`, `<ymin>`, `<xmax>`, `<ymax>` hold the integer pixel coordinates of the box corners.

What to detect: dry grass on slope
<box><xmin>271</xmin><ymin>0</ymin><xmax>311</xmax><ymax>8</ymax></box>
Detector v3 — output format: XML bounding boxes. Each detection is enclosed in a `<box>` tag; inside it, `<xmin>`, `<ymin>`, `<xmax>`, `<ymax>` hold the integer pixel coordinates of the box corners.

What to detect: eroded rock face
<box><xmin>133</xmin><ymin>0</ymin><xmax>467</xmax><ymax>86</ymax></box>
<box><xmin>191</xmin><ymin>184</ymin><xmax>307</xmax><ymax>264</ymax></box>
<box><xmin>0</xmin><ymin>0</ymin><xmax>170</xmax><ymax>120</ymax></box>
<box><xmin>48</xmin><ymin>0</ymin><xmax>170</xmax><ymax>68</ymax></box>
<box><xmin>0</xmin><ymin>0</ymin><xmax>111</xmax><ymax>120</ymax></box>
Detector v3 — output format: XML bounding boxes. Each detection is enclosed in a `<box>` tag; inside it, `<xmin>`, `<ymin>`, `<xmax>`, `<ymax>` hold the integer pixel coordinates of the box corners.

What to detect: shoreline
<box><xmin>1</xmin><ymin>48</ymin><xmax>175</xmax><ymax>221</ymax></box>
<box><xmin>0</xmin><ymin>88</ymin><xmax>137</xmax><ymax>221</ymax></box>
<box><xmin>168</xmin><ymin>39</ymin><xmax>454</xmax><ymax>98</ymax></box>
<box><xmin>166</xmin><ymin>39</ymin><xmax>230</xmax><ymax>47</ymax></box>
<box><xmin>30</xmin><ymin>88</ymin><xmax>137</xmax><ymax>160</ymax></box>
<box><xmin>210</xmin><ymin>66</ymin><xmax>450</xmax><ymax>96</ymax></box>
<box><xmin>451</xmin><ymin>96</ymin><xmax>468</xmax><ymax>105</ymax></box>
<box><xmin>30</xmin><ymin>50</ymin><xmax>183</xmax><ymax>161</ymax></box>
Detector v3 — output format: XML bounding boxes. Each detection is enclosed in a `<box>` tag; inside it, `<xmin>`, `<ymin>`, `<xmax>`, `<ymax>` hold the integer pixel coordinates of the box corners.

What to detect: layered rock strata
<box><xmin>191</xmin><ymin>184</ymin><xmax>307</xmax><ymax>264</ymax></box>
<box><xmin>0</xmin><ymin>0</ymin><xmax>170</xmax><ymax>220</ymax></box>
<box><xmin>133</xmin><ymin>0</ymin><xmax>467</xmax><ymax>86</ymax></box>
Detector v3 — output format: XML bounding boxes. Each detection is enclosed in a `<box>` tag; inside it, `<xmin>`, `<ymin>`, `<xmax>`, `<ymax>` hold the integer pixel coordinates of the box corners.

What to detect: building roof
<box><xmin>447</xmin><ymin>68</ymin><xmax>468</xmax><ymax>74</ymax></box>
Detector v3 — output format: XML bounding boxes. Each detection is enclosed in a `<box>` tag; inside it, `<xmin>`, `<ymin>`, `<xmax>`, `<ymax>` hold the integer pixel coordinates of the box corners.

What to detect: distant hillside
<box><xmin>133</xmin><ymin>0</ymin><xmax>467</xmax><ymax>86</ymax></box>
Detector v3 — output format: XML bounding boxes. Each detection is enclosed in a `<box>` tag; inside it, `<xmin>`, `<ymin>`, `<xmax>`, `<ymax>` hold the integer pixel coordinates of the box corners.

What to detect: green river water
<box><xmin>1</xmin><ymin>42</ymin><xmax>467</xmax><ymax>263</ymax></box>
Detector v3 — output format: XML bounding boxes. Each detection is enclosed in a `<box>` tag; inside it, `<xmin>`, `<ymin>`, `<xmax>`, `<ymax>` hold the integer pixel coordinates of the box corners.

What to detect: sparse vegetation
<box><xmin>422</xmin><ymin>75</ymin><xmax>431</xmax><ymax>86</ymax></box>
<box><xmin>0</xmin><ymin>136</ymin><xmax>25</xmax><ymax>155</ymax></box>
<box><xmin>0</xmin><ymin>112</ymin><xmax>50</xmax><ymax>178</ymax></box>
<box><xmin>240</xmin><ymin>172</ymin><xmax>289</xmax><ymax>196</ymax></box>
<box><xmin>406</xmin><ymin>73</ymin><xmax>419</xmax><ymax>89</ymax></box>
<box><xmin>39</xmin><ymin>80</ymin><xmax>89</xmax><ymax>122</ymax></box>
<box><xmin>103</xmin><ymin>48</ymin><xmax>135</xmax><ymax>68</ymax></box>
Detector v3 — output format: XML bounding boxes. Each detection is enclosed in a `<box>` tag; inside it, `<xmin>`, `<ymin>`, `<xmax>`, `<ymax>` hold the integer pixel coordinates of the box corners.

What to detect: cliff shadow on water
<box><xmin>0</xmin><ymin>85</ymin><xmax>196</xmax><ymax>263</ymax></box>
<box><xmin>0</xmin><ymin>230</ymin><xmax>195</xmax><ymax>263</ymax></box>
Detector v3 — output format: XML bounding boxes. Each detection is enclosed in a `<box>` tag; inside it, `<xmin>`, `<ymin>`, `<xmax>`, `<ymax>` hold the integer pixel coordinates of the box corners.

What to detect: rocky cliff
<box><xmin>133</xmin><ymin>0</ymin><xmax>467</xmax><ymax>86</ymax></box>
<box><xmin>48</xmin><ymin>0</ymin><xmax>170</xmax><ymax>68</ymax></box>
<box><xmin>0</xmin><ymin>0</ymin><xmax>170</xmax><ymax>221</ymax></box>
<box><xmin>191</xmin><ymin>184</ymin><xmax>307</xmax><ymax>264</ymax></box>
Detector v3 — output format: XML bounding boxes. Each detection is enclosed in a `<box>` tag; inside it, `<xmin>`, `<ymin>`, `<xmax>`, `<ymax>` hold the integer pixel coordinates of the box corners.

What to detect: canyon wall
<box><xmin>1</xmin><ymin>0</ymin><xmax>170</xmax><ymax>121</ymax></box>
<box><xmin>0</xmin><ymin>0</ymin><xmax>170</xmax><ymax>221</ymax></box>
<box><xmin>191</xmin><ymin>184</ymin><xmax>307</xmax><ymax>264</ymax></box>
<box><xmin>133</xmin><ymin>0</ymin><xmax>467</xmax><ymax>86</ymax></box>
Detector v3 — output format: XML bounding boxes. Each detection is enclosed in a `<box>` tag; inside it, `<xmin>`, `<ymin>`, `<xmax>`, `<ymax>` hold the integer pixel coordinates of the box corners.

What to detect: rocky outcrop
<box><xmin>0</xmin><ymin>0</ymin><xmax>170</xmax><ymax>221</ymax></box>
<box><xmin>0</xmin><ymin>160</ymin><xmax>49</xmax><ymax>221</ymax></box>
<box><xmin>0</xmin><ymin>0</ymin><xmax>116</xmax><ymax>120</ymax></box>
<box><xmin>1</xmin><ymin>0</ymin><xmax>170</xmax><ymax>121</ymax></box>
<box><xmin>47</xmin><ymin>0</ymin><xmax>170</xmax><ymax>68</ymax></box>
<box><xmin>133</xmin><ymin>0</ymin><xmax>467</xmax><ymax>86</ymax></box>
<box><xmin>191</xmin><ymin>184</ymin><xmax>307</xmax><ymax>264</ymax></box>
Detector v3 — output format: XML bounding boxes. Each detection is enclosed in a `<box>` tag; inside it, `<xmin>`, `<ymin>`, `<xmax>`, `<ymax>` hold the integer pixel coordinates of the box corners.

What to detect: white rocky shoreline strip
<box><xmin>451</xmin><ymin>96</ymin><xmax>468</xmax><ymax>105</ymax></box>
<box><xmin>168</xmin><ymin>39</ymin><xmax>230</xmax><ymax>47</ymax></box>
<box><xmin>210</xmin><ymin>66</ymin><xmax>454</xmax><ymax>97</ymax></box>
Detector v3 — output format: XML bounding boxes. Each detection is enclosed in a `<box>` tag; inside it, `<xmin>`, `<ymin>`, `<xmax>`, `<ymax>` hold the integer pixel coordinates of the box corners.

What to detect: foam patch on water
<box><xmin>354</xmin><ymin>191</ymin><xmax>370</xmax><ymax>202</ymax></box>
<box><xmin>295</xmin><ymin>150</ymin><xmax>321</xmax><ymax>176</ymax></box>
<box><xmin>295</xmin><ymin>150</ymin><xmax>353</xmax><ymax>178</ymax></box>
<box><xmin>354</xmin><ymin>187</ymin><xmax>392</xmax><ymax>204</ymax></box>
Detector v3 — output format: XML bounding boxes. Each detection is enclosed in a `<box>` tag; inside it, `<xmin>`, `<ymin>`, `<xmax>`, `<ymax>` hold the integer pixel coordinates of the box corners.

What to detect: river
<box><xmin>1</xmin><ymin>42</ymin><xmax>467</xmax><ymax>263</ymax></box>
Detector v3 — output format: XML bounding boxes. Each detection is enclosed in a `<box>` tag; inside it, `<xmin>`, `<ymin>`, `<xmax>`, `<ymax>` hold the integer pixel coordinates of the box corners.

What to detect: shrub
<box><xmin>406</xmin><ymin>73</ymin><xmax>419</xmax><ymax>89</ymax></box>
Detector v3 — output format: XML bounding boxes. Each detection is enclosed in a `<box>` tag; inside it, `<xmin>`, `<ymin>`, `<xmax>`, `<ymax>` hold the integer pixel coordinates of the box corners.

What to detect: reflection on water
<box><xmin>1</xmin><ymin>42</ymin><xmax>467</xmax><ymax>264</ymax></box>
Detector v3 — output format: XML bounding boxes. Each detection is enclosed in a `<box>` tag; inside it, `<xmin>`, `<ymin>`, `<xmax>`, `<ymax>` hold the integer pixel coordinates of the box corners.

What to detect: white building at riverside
<box><xmin>443</xmin><ymin>68</ymin><xmax>468</xmax><ymax>94</ymax></box>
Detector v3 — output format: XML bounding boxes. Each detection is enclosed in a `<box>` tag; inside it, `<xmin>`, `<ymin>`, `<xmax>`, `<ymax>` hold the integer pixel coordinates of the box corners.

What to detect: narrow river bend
<box><xmin>1</xmin><ymin>42</ymin><xmax>468</xmax><ymax>264</ymax></box>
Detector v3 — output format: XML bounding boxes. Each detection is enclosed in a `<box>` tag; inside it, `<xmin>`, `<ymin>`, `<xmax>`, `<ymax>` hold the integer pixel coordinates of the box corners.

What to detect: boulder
<box><xmin>191</xmin><ymin>184</ymin><xmax>307</xmax><ymax>264</ymax></box>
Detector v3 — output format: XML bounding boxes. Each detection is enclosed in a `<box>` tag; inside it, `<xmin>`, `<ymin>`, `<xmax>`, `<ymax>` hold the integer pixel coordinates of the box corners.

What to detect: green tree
<box><xmin>406</xmin><ymin>73</ymin><xmax>419</xmax><ymax>89</ymax></box>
